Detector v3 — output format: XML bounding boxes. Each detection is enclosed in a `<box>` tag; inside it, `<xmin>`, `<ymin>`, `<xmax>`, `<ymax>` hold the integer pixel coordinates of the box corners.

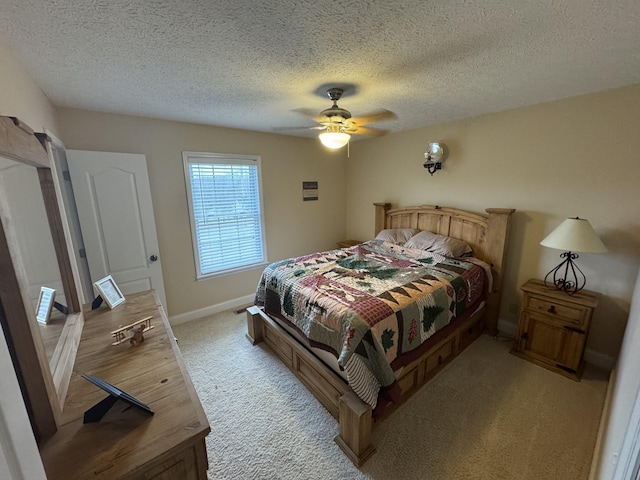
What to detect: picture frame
<box><xmin>81</xmin><ymin>374</ymin><xmax>153</xmax><ymax>423</ymax></box>
<box><xmin>36</xmin><ymin>286</ymin><xmax>56</xmax><ymax>324</ymax></box>
<box><xmin>93</xmin><ymin>275</ymin><xmax>125</xmax><ymax>309</ymax></box>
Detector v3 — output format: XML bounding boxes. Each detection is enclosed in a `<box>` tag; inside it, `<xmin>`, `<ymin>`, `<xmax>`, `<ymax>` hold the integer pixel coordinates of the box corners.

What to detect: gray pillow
<box><xmin>404</xmin><ymin>231</ymin><xmax>473</xmax><ymax>257</ymax></box>
<box><xmin>374</xmin><ymin>228</ymin><xmax>419</xmax><ymax>244</ymax></box>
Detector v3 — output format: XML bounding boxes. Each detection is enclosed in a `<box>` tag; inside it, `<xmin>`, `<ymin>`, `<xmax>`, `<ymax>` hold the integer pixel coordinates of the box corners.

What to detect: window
<box><xmin>183</xmin><ymin>152</ymin><xmax>267</xmax><ymax>279</ymax></box>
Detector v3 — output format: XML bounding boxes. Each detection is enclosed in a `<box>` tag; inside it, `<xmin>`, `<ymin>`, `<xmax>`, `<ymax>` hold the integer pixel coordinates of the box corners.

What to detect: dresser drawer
<box><xmin>526</xmin><ymin>295</ymin><xmax>587</xmax><ymax>326</ymax></box>
<box><xmin>425</xmin><ymin>336</ymin><xmax>455</xmax><ymax>375</ymax></box>
<box><xmin>397</xmin><ymin>363</ymin><xmax>422</xmax><ymax>397</ymax></box>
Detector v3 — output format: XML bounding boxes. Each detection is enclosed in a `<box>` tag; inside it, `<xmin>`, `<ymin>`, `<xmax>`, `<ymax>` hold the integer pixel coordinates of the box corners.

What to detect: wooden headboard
<box><xmin>374</xmin><ymin>202</ymin><xmax>515</xmax><ymax>334</ymax></box>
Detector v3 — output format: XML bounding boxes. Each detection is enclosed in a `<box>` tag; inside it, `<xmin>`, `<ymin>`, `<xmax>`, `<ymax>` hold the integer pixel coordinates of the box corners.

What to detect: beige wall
<box><xmin>57</xmin><ymin>108</ymin><xmax>347</xmax><ymax>317</ymax></box>
<box><xmin>346</xmin><ymin>84</ymin><xmax>640</xmax><ymax>359</ymax></box>
<box><xmin>0</xmin><ymin>41</ymin><xmax>59</xmax><ymax>135</ymax></box>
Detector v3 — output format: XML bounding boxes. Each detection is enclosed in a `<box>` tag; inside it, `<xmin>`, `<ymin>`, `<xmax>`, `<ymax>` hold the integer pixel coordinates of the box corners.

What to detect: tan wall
<box><xmin>346</xmin><ymin>84</ymin><xmax>640</xmax><ymax>359</ymax></box>
<box><xmin>0</xmin><ymin>41</ymin><xmax>59</xmax><ymax>136</ymax></box>
<box><xmin>57</xmin><ymin>108</ymin><xmax>347</xmax><ymax>317</ymax></box>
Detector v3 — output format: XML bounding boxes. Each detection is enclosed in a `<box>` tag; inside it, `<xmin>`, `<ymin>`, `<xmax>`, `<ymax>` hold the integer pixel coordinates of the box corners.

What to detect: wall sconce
<box><xmin>540</xmin><ymin>217</ymin><xmax>607</xmax><ymax>295</ymax></box>
<box><xmin>423</xmin><ymin>142</ymin><xmax>446</xmax><ymax>175</ymax></box>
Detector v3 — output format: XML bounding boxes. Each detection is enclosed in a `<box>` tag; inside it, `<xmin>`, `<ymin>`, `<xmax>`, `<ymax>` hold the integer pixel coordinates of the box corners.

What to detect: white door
<box><xmin>66</xmin><ymin>150</ymin><xmax>167</xmax><ymax>309</ymax></box>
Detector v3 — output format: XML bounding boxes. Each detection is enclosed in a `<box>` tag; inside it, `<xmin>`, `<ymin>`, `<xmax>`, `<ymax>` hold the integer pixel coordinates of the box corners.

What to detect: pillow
<box><xmin>374</xmin><ymin>228</ymin><xmax>419</xmax><ymax>245</ymax></box>
<box><xmin>404</xmin><ymin>231</ymin><xmax>473</xmax><ymax>257</ymax></box>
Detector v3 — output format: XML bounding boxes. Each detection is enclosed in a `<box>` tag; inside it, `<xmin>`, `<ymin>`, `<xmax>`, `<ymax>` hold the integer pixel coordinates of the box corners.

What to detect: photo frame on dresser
<box><xmin>36</xmin><ymin>287</ymin><xmax>56</xmax><ymax>324</ymax></box>
<box><xmin>81</xmin><ymin>374</ymin><xmax>154</xmax><ymax>423</ymax></box>
<box><xmin>93</xmin><ymin>275</ymin><xmax>125</xmax><ymax>309</ymax></box>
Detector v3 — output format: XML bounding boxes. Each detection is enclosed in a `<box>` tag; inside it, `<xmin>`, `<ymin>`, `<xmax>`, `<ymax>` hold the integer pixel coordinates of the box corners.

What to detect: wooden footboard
<box><xmin>246</xmin><ymin>304</ymin><xmax>486</xmax><ymax>466</ymax></box>
<box><xmin>246</xmin><ymin>305</ymin><xmax>375</xmax><ymax>465</ymax></box>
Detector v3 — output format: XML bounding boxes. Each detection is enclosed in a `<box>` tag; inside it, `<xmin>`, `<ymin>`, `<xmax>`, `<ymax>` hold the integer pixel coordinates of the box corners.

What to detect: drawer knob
<box><xmin>438</xmin><ymin>355</ymin><xmax>443</xmax><ymax>365</ymax></box>
<box><xmin>547</xmin><ymin>305</ymin><xmax>557</xmax><ymax>314</ymax></box>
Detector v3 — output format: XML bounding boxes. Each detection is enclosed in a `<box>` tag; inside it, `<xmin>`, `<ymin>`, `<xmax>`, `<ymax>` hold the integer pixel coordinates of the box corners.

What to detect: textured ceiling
<box><xmin>1</xmin><ymin>0</ymin><xmax>640</xmax><ymax>139</ymax></box>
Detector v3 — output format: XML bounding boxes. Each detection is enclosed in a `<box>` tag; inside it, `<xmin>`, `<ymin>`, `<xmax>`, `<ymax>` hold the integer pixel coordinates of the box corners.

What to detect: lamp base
<box><xmin>543</xmin><ymin>251</ymin><xmax>586</xmax><ymax>296</ymax></box>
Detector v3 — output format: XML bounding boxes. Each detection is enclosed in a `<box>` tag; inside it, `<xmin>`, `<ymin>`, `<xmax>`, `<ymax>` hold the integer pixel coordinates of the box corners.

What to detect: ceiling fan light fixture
<box><xmin>319</xmin><ymin>131</ymin><xmax>350</xmax><ymax>149</ymax></box>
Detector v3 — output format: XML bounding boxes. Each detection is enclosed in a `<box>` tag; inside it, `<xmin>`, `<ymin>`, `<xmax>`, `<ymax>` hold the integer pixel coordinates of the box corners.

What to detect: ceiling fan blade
<box><xmin>272</xmin><ymin>126</ymin><xmax>315</xmax><ymax>132</ymax></box>
<box><xmin>349</xmin><ymin>109</ymin><xmax>397</xmax><ymax>126</ymax></box>
<box><xmin>292</xmin><ymin>108</ymin><xmax>325</xmax><ymax>123</ymax></box>
<box><xmin>349</xmin><ymin>126</ymin><xmax>389</xmax><ymax>137</ymax></box>
<box><xmin>272</xmin><ymin>125</ymin><xmax>327</xmax><ymax>133</ymax></box>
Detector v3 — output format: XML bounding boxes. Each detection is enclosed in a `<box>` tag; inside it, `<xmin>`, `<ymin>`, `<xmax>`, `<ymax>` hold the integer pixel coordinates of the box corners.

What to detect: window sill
<box><xmin>196</xmin><ymin>261</ymin><xmax>269</xmax><ymax>280</ymax></box>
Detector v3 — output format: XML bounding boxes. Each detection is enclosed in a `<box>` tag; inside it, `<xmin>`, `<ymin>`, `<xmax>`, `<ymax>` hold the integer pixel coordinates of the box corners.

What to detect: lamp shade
<box><xmin>540</xmin><ymin>218</ymin><xmax>607</xmax><ymax>253</ymax></box>
<box><xmin>319</xmin><ymin>131</ymin><xmax>350</xmax><ymax>149</ymax></box>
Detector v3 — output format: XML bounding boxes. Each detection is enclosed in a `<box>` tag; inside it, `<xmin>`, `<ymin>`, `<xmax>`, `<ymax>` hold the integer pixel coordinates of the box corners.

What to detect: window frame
<box><xmin>182</xmin><ymin>151</ymin><xmax>268</xmax><ymax>280</ymax></box>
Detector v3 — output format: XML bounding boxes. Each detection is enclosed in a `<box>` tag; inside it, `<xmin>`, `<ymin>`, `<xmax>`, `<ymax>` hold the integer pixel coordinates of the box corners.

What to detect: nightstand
<box><xmin>337</xmin><ymin>239</ymin><xmax>362</xmax><ymax>248</ymax></box>
<box><xmin>511</xmin><ymin>278</ymin><xmax>599</xmax><ymax>381</ymax></box>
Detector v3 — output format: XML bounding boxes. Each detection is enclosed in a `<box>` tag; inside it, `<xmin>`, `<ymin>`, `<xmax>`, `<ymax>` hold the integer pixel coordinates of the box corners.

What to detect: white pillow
<box><xmin>404</xmin><ymin>231</ymin><xmax>473</xmax><ymax>257</ymax></box>
<box><xmin>374</xmin><ymin>228</ymin><xmax>419</xmax><ymax>245</ymax></box>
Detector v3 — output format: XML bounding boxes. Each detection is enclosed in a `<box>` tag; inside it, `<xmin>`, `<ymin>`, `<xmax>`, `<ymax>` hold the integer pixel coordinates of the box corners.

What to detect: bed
<box><xmin>246</xmin><ymin>202</ymin><xmax>514</xmax><ymax>466</ymax></box>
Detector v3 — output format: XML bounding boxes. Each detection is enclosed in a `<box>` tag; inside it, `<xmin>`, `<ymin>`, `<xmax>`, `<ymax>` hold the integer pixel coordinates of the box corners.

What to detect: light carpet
<box><xmin>173</xmin><ymin>310</ymin><xmax>608</xmax><ymax>480</ymax></box>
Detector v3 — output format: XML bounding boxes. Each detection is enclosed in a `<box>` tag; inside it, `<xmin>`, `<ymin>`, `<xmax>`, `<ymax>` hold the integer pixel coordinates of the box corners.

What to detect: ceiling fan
<box><xmin>279</xmin><ymin>88</ymin><xmax>396</xmax><ymax>149</ymax></box>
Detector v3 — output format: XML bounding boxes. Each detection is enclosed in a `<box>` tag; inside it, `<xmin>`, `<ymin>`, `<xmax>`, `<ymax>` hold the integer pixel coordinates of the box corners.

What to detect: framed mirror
<box><xmin>0</xmin><ymin>116</ymin><xmax>84</xmax><ymax>440</ymax></box>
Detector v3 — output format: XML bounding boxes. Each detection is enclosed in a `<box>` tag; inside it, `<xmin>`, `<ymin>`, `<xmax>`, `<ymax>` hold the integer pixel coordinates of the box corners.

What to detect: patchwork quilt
<box><xmin>254</xmin><ymin>240</ymin><xmax>487</xmax><ymax>411</ymax></box>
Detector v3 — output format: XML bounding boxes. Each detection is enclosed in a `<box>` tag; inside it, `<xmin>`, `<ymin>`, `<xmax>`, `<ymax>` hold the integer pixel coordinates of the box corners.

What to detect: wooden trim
<box><xmin>373</xmin><ymin>202</ymin><xmax>391</xmax><ymax>235</ymax></box>
<box><xmin>41</xmin><ymin>134</ymin><xmax>86</xmax><ymax>307</ymax></box>
<box><xmin>484</xmin><ymin>207</ymin><xmax>516</xmax><ymax>334</ymax></box>
<box><xmin>0</xmin><ymin>216</ymin><xmax>58</xmax><ymax>438</ymax></box>
<box><xmin>335</xmin><ymin>391</ymin><xmax>376</xmax><ymax>466</ymax></box>
<box><xmin>0</xmin><ymin>117</ymin><xmax>49</xmax><ymax>167</ymax></box>
<box><xmin>37</xmin><ymin>168</ymin><xmax>81</xmax><ymax>313</ymax></box>
<box><xmin>48</xmin><ymin>312</ymin><xmax>83</xmax><ymax>406</ymax></box>
<box><xmin>0</xmin><ymin>116</ymin><xmax>87</xmax><ymax>441</ymax></box>
<box><xmin>245</xmin><ymin>305</ymin><xmax>264</xmax><ymax>344</ymax></box>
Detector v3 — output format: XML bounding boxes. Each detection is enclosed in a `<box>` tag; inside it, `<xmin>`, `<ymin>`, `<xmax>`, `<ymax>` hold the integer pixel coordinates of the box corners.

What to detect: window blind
<box><xmin>184</xmin><ymin>154</ymin><xmax>265</xmax><ymax>278</ymax></box>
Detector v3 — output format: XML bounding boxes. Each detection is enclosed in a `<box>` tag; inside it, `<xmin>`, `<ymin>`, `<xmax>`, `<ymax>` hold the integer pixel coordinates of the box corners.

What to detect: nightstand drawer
<box><xmin>526</xmin><ymin>295</ymin><xmax>587</xmax><ymax>325</ymax></box>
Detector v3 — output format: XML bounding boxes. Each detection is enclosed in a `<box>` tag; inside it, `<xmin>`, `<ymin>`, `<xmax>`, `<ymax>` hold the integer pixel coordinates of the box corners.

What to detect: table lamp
<box><xmin>540</xmin><ymin>217</ymin><xmax>607</xmax><ymax>295</ymax></box>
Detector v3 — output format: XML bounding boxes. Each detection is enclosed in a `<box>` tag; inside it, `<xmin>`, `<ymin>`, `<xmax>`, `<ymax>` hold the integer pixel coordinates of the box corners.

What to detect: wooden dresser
<box><xmin>39</xmin><ymin>290</ymin><xmax>210</xmax><ymax>479</ymax></box>
<box><xmin>512</xmin><ymin>278</ymin><xmax>599</xmax><ymax>380</ymax></box>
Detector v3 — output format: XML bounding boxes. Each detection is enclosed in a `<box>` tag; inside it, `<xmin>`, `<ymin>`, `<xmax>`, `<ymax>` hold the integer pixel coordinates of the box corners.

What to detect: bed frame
<box><xmin>246</xmin><ymin>202</ymin><xmax>514</xmax><ymax>466</ymax></box>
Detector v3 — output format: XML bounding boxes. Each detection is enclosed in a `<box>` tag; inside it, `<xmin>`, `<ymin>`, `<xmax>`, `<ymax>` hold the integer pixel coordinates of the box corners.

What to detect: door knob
<box><xmin>149</xmin><ymin>254</ymin><xmax>158</xmax><ymax>262</ymax></box>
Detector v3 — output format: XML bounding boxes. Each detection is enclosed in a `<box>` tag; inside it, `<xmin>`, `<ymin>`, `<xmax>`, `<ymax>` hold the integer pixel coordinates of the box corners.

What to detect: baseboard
<box><xmin>169</xmin><ymin>294</ymin><xmax>255</xmax><ymax>326</ymax></box>
<box><xmin>496</xmin><ymin>318</ymin><xmax>615</xmax><ymax>371</ymax></box>
<box><xmin>584</xmin><ymin>350</ymin><xmax>616</xmax><ymax>371</ymax></box>
<box><xmin>497</xmin><ymin>318</ymin><xmax>518</xmax><ymax>338</ymax></box>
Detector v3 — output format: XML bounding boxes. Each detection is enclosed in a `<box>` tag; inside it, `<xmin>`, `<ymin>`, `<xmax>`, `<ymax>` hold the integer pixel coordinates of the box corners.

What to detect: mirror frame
<box><xmin>0</xmin><ymin>116</ymin><xmax>84</xmax><ymax>440</ymax></box>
